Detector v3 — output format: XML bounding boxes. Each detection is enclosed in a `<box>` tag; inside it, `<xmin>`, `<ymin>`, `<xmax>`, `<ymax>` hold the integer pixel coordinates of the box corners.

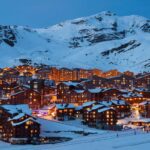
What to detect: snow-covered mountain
<box><xmin>0</xmin><ymin>11</ymin><xmax>150</xmax><ymax>73</ymax></box>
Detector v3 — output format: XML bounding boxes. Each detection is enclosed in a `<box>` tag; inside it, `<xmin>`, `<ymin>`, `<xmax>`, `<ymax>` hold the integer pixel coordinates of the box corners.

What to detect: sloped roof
<box><xmin>11</xmin><ymin>117</ymin><xmax>40</xmax><ymax>126</ymax></box>
<box><xmin>98</xmin><ymin>107</ymin><xmax>114</xmax><ymax>113</ymax></box>
<box><xmin>82</xmin><ymin>101</ymin><xmax>96</xmax><ymax>107</ymax></box>
<box><xmin>1</xmin><ymin>104</ymin><xmax>32</xmax><ymax>115</ymax></box>
<box><xmin>55</xmin><ymin>103</ymin><xmax>75</xmax><ymax>109</ymax></box>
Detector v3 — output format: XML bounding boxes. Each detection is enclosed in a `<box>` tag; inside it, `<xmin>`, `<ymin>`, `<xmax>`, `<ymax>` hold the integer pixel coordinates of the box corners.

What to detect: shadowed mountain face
<box><xmin>0</xmin><ymin>11</ymin><xmax>150</xmax><ymax>73</ymax></box>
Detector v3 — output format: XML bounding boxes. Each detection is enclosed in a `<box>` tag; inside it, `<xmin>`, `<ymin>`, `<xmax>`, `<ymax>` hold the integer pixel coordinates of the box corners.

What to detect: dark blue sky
<box><xmin>0</xmin><ymin>0</ymin><xmax>150</xmax><ymax>28</ymax></box>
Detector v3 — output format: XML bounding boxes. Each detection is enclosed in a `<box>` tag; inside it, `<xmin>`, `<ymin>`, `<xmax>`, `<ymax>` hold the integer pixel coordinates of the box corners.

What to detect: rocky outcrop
<box><xmin>0</xmin><ymin>25</ymin><xmax>17</xmax><ymax>47</ymax></box>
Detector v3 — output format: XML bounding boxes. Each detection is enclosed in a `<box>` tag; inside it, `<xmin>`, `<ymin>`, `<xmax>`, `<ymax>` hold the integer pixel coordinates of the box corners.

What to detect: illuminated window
<box><xmin>31</xmin><ymin>130</ymin><xmax>33</xmax><ymax>133</ymax></box>
<box><xmin>26</xmin><ymin>121</ymin><xmax>33</xmax><ymax>125</ymax></box>
<box><xmin>59</xmin><ymin>110</ymin><xmax>63</xmax><ymax>113</ymax></box>
<box><xmin>106</xmin><ymin>115</ymin><xmax>109</xmax><ymax>118</ymax></box>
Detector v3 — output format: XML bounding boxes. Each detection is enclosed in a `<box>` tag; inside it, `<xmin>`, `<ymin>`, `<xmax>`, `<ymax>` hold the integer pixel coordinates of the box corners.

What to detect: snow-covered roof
<box><xmin>75</xmin><ymin>105</ymin><xmax>83</xmax><ymax>111</ymax></box>
<box><xmin>134</xmin><ymin>87</ymin><xmax>150</xmax><ymax>92</ymax></box>
<box><xmin>56</xmin><ymin>103</ymin><xmax>75</xmax><ymax>109</ymax></box>
<box><xmin>63</xmin><ymin>81</ymin><xmax>80</xmax><ymax>87</ymax></box>
<box><xmin>74</xmin><ymin>90</ymin><xmax>85</xmax><ymax>93</ymax></box>
<box><xmin>8</xmin><ymin>113</ymin><xmax>26</xmax><ymax>121</ymax></box>
<box><xmin>100</xmin><ymin>101</ymin><xmax>112</xmax><ymax>107</ymax></box>
<box><xmin>11</xmin><ymin>117</ymin><xmax>39</xmax><ymax>126</ymax></box>
<box><xmin>111</xmin><ymin>99</ymin><xmax>127</xmax><ymax>105</ymax></box>
<box><xmin>88</xmin><ymin>88</ymin><xmax>103</xmax><ymax>93</ymax></box>
<box><xmin>102</xmin><ymin>88</ymin><xmax>119</xmax><ymax>92</ymax></box>
<box><xmin>91</xmin><ymin>104</ymin><xmax>104</xmax><ymax>111</ymax></box>
<box><xmin>120</xmin><ymin>89</ymin><xmax>129</xmax><ymax>93</ymax></box>
<box><xmin>121</xmin><ymin>92</ymin><xmax>143</xmax><ymax>98</ymax></box>
<box><xmin>1</xmin><ymin>104</ymin><xmax>32</xmax><ymax>115</ymax></box>
<box><xmin>82</xmin><ymin>101</ymin><xmax>96</xmax><ymax>107</ymax></box>
<box><xmin>98</xmin><ymin>107</ymin><xmax>114</xmax><ymax>113</ymax></box>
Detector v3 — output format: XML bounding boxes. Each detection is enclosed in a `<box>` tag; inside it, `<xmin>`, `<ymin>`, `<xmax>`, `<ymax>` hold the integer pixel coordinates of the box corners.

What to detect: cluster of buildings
<box><xmin>0</xmin><ymin>65</ymin><xmax>150</xmax><ymax>143</ymax></box>
<box><xmin>57</xmin><ymin>79</ymin><xmax>150</xmax><ymax>105</ymax></box>
<box><xmin>52</xmin><ymin>99</ymin><xmax>130</xmax><ymax>130</ymax></box>
<box><xmin>0</xmin><ymin>67</ymin><xmax>56</xmax><ymax>109</ymax></box>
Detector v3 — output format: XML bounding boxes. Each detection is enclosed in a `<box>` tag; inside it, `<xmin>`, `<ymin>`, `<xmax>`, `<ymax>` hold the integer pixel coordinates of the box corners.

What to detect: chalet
<box><xmin>0</xmin><ymin>81</ymin><xmax>19</xmax><ymax>95</ymax></box>
<box><xmin>111</xmin><ymin>100</ymin><xmax>131</xmax><ymax>119</ymax></box>
<box><xmin>133</xmin><ymin>88</ymin><xmax>150</xmax><ymax>99</ymax></box>
<box><xmin>82</xmin><ymin>101</ymin><xmax>97</xmax><ymax>124</ymax></box>
<box><xmin>75</xmin><ymin>106</ymin><xmax>83</xmax><ymax>118</ymax></box>
<box><xmin>9</xmin><ymin>90</ymin><xmax>27</xmax><ymax>105</ymax></box>
<box><xmin>88</xmin><ymin>88</ymin><xmax>103</xmax><ymax>101</ymax></box>
<box><xmin>0</xmin><ymin>81</ymin><xmax>52</xmax><ymax>110</ymax></box>
<box><xmin>24</xmin><ymin>89</ymin><xmax>42</xmax><ymax>109</ymax></box>
<box><xmin>84</xmin><ymin>103</ymin><xmax>118</xmax><ymax>130</ymax></box>
<box><xmin>88</xmin><ymin>104</ymin><xmax>106</xmax><ymax>126</ymax></box>
<box><xmin>42</xmin><ymin>86</ymin><xmax>56</xmax><ymax>104</ymax></box>
<box><xmin>135</xmin><ymin>73</ymin><xmax>150</xmax><ymax>89</ymax></box>
<box><xmin>57</xmin><ymin>81</ymin><xmax>83</xmax><ymax>102</ymax></box>
<box><xmin>0</xmin><ymin>85</ymin><xmax>27</xmax><ymax>106</ymax></box>
<box><xmin>83</xmin><ymin>75</ymin><xmax>108</xmax><ymax>88</ymax></box>
<box><xmin>55</xmin><ymin>104</ymin><xmax>75</xmax><ymax>121</ymax></box>
<box><xmin>68</xmin><ymin>89</ymin><xmax>89</xmax><ymax>105</ymax></box>
<box><xmin>139</xmin><ymin>101</ymin><xmax>150</xmax><ymax>118</ymax></box>
<box><xmin>92</xmin><ymin>107</ymin><xmax>118</xmax><ymax>130</ymax></box>
<box><xmin>102</xmin><ymin>88</ymin><xmax>122</xmax><ymax>100</ymax></box>
<box><xmin>119</xmin><ymin>92</ymin><xmax>145</xmax><ymax>104</ymax></box>
<box><xmin>0</xmin><ymin>104</ymin><xmax>40</xmax><ymax>144</ymax></box>
<box><xmin>107</xmin><ymin>74</ymin><xmax>135</xmax><ymax>89</ymax></box>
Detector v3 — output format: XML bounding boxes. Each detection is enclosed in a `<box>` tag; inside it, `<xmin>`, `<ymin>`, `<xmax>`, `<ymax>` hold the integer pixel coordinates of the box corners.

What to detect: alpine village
<box><xmin>0</xmin><ymin>62</ymin><xmax>149</xmax><ymax>145</ymax></box>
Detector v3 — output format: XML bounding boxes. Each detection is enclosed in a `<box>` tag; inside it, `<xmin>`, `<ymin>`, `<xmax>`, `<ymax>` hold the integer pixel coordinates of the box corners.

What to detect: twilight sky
<box><xmin>0</xmin><ymin>0</ymin><xmax>150</xmax><ymax>28</ymax></box>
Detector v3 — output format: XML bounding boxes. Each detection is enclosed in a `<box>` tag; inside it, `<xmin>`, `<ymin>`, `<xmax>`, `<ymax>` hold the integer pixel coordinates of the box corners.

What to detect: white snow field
<box><xmin>0</xmin><ymin>129</ymin><xmax>150</xmax><ymax>150</ymax></box>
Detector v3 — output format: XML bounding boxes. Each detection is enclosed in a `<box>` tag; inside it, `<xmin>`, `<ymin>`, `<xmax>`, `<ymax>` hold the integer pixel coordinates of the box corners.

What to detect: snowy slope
<box><xmin>0</xmin><ymin>11</ymin><xmax>150</xmax><ymax>72</ymax></box>
<box><xmin>37</xmin><ymin>118</ymin><xmax>104</xmax><ymax>138</ymax></box>
<box><xmin>0</xmin><ymin>130</ymin><xmax>150</xmax><ymax>150</ymax></box>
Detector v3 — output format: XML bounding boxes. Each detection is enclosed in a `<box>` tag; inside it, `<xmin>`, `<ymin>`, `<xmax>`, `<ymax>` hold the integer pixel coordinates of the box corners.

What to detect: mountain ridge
<box><xmin>0</xmin><ymin>11</ymin><xmax>150</xmax><ymax>73</ymax></box>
